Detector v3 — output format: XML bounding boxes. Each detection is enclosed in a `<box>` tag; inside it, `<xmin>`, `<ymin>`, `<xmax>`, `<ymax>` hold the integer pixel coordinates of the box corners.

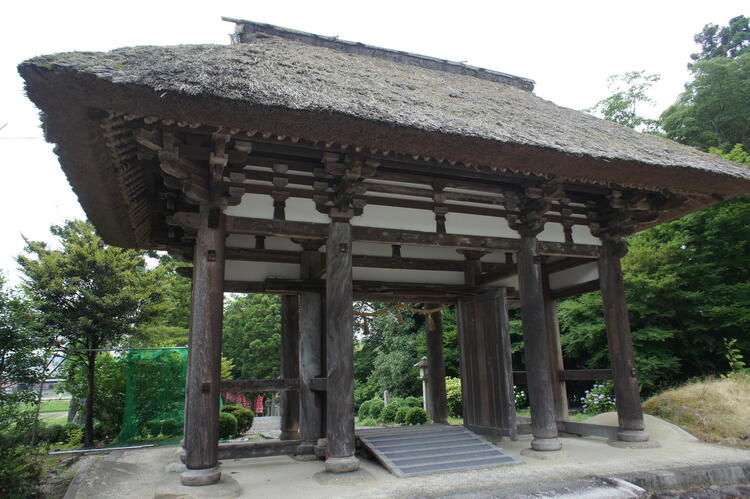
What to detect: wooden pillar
<box><xmin>280</xmin><ymin>295</ymin><xmax>301</xmax><ymax>440</ymax></box>
<box><xmin>299</xmin><ymin>242</ymin><xmax>326</xmax><ymax>445</ymax></box>
<box><xmin>543</xmin><ymin>270</ymin><xmax>568</xmax><ymax>421</ymax></box>
<box><xmin>181</xmin><ymin>205</ymin><xmax>225</xmax><ymax>486</ymax></box>
<box><xmin>598</xmin><ymin>240</ymin><xmax>649</xmax><ymax>442</ymax></box>
<box><xmin>517</xmin><ymin>235</ymin><xmax>561</xmax><ymax>452</ymax></box>
<box><xmin>425</xmin><ymin>305</ymin><xmax>448</xmax><ymax>424</ymax></box>
<box><xmin>325</xmin><ymin>220</ymin><xmax>359</xmax><ymax>472</ymax></box>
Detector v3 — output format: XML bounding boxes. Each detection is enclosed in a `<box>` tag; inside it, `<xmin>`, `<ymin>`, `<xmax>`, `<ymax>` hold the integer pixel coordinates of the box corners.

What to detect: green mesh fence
<box><xmin>116</xmin><ymin>348</ymin><xmax>188</xmax><ymax>443</ymax></box>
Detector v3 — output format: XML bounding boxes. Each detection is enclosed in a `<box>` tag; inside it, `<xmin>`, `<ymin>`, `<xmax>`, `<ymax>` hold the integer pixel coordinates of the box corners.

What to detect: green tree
<box><xmin>222</xmin><ymin>294</ymin><xmax>281</xmax><ymax>380</ymax></box>
<box><xmin>661</xmin><ymin>54</ymin><xmax>750</xmax><ymax>151</ymax></box>
<box><xmin>17</xmin><ymin>220</ymin><xmax>162</xmax><ymax>447</ymax></box>
<box><xmin>586</xmin><ymin>70</ymin><xmax>661</xmax><ymax>131</ymax></box>
<box><xmin>690</xmin><ymin>15</ymin><xmax>749</xmax><ymax>64</ymax></box>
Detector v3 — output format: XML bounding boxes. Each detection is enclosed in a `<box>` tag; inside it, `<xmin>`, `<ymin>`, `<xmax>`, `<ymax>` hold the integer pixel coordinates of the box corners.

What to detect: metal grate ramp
<box><xmin>356</xmin><ymin>424</ymin><xmax>517</xmax><ymax>477</ymax></box>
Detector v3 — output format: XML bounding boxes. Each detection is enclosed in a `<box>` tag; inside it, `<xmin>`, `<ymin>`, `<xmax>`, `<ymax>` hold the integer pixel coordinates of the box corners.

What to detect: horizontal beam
<box><xmin>217</xmin><ymin>440</ymin><xmax>314</xmax><ymax>460</ymax></box>
<box><xmin>222</xmin><ymin>246</ymin><xmax>514</xmax><ymax>273</ymax></box>
<box><xmin>514</xmin><ymin>369</ymin><xmax>613</xmax><ymax>385</ymax></box>
<box><xmin>220</xmin><ymin>378</ymin><xmax>299</xmax><ymax>393</ymax></box>
<box><xmin>548</xmin><ymin>279</ymin><xmax>600</xmax><ymax>300</ymax></box>
<box><xmin>559</xmin><ymin>369</ymin><xmax>613</xmax><ymax>381</ymax></box>
<box><xmin>558</xmin><ymin>421</ymin><xmax>618</xmax><ymax>439</ymax></box>
<box><xmin>169</xmin><ymin>213</ymin><xmax>600</xmax><ymax>258</ymax></box>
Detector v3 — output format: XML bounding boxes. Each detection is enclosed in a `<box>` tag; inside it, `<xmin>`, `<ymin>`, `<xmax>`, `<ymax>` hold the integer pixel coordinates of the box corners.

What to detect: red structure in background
<box><xmin>222</xmin><ymin>391</ymin><xmax>251</xmax><ymax>409</ymax></box>
<box><xmin>254</xmin><ymin>395</ymin><xmax>264</xmax><ymax>415</ymax></box>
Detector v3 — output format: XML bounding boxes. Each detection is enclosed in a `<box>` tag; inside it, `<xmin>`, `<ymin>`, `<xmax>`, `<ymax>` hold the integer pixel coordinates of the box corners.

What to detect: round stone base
<box><xmin>520</xmin><ymin>448</ymin><xmax>566</xmax><ymax>460</ymax></box>
<box><xmin>181</xmin><ymin>467</ymin><xmax>221</xmax><ymax>486</ymax></box>
<box><xmin>325</xmin><ymin>455</ymin><xmax>360</xmax><ymax>473</ymax></box>
<box><xmin>531</xmin><ymin>437</ymin><xmax>562</xmax><ymax>452</ymax></box>
<box><xmin>618</xmin><ymin>429</ymin><xmax>650</xmax><ymax>442</ymax></box>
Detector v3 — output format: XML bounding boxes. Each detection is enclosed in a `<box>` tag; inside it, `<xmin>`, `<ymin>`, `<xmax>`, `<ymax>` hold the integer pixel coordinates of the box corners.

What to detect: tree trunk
<box><xmin>84</xmin><ymin>351</ymin><xmax>96</xmax><ymax>447</ymax></box>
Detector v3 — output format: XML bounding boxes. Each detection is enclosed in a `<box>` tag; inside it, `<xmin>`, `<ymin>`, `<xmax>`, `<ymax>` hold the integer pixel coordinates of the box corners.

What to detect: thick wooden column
<box><xmin>517</xmin><ymin>235</ymin><xmax>562</xmax><ymax>452</ymax></box>
<box><xmin>280</xmin><ymin>295</ymin><xmax>301</xmax><ymax>440</ymax></box>
<box><xmin>425</xmin><ymin>305</ymin><xmax>448</xmax><ymax>424</ymax></box>
<box><xmin>543</xmin><ymin>271</ymin><xmax>568</xmax><ymax>421</ymax></box>
<box><xmin>325</xmin><ymin>220</ymin><xmax>359</xmax><ymax>472</ymax></box>
<box><xmin>181</xmin><ymin>206</ymin><xmax>226</xmax><ymax>486</ymax></box>
<box><xmin>598</xmin><ymin>240</ymin><xmax>649</xmax><ymax>442</ymax></box>
<box><xmin>299</xmin><ymin>242</ymin><xmax>326</xmax><ymax>445</ymax></box>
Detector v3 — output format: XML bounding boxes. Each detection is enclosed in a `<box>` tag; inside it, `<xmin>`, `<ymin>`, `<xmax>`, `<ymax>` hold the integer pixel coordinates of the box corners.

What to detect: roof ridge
<box><xmin>221</xmin><ymin>17</ymin><xmax>535</xmax><ymax>91</ymax></box>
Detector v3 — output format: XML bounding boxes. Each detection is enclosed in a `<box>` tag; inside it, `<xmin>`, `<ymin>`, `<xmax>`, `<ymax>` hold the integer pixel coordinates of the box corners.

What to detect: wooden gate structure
<box><xmin>19</xmin><ymin>18</ymin><xmax>750</xmax><ymax>486</ymax></box>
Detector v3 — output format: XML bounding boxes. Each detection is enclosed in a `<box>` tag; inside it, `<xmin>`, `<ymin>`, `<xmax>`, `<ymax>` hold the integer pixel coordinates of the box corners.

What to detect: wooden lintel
<box><xmin>220</xmin><ymin>378</ymin><xmax>300</xmax><ymax>393</ymax></box>
<box><xmin>217</xmin><ymin>440</ymin><xmax>314</xmax><ymax>460</ymax></box>
<box><xmin>548</xmin><ymin>279</ymin><xmax>600</xmax><ymax>300</ymax></box>
<box><xmin>560</xmin><ymin>369</ymin><xmax>613</xmax><ymax>381</ymax></box>
<box><xmin>169</xmin><ymin>213</ymin><xmax>601</xmax><ymax>258</ymax></box>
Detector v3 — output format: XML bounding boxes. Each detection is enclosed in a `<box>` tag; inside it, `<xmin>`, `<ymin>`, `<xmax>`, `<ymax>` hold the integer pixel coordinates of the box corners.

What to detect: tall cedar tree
<box><xmin>17</xmin><ymin>220</ymin><xmax>161</xmax><ymax>447</ymax></box>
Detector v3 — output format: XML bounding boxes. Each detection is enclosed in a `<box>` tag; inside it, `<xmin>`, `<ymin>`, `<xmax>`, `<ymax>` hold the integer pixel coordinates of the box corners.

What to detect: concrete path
<box><xmin>63</xmin><ymin>413</ymin><xmax>750</xmax><ymax>498</ymax></box>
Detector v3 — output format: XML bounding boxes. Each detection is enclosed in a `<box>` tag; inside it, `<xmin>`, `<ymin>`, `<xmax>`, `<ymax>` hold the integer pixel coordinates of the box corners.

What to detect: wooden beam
<box><xmin>559</xmin><ymin>421</ymin><xmax>618</xmax><ymax>440</ymax></box>
<box><xmin>220</xmin><ymin>378</ymin><xmax>300</xmax><ymax>393</ymax></box>
<box><xmin>548</xmin><ymin>279</ymin><xmax>600</xmax><ymax>300</ymax></box>
<box><xmin>560</xmin><ymin>369</ymin><xmax>613</xmax><ymax>381</ymax></box>
<box><xmin>309</xmin><ymin>377</ymin><xmax>327</xmax><ymax>392</ymax></box>
<box><xmin>169</xmin><ymin>213</ymin><xmax>601</xmax><ymax>258</ymax></box>
<box><xmin>217</xmin><ymin>440</ymin><xmax>314</xmax><ymax>460</ymax></box>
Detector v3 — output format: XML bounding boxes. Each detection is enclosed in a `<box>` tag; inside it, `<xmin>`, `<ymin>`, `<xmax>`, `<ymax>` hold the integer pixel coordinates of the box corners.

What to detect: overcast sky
<box><xmin>0</xmin><ymin>1</ymin><xmax>747</xmax><ymax>284</ymax></box>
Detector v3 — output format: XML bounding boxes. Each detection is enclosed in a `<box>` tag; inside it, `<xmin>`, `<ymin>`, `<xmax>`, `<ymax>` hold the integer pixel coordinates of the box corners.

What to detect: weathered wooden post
<box><xmin>510</xmin><ymin>190</ymin><xmax>562</xmax><ymax>453</ymax></box>
<box><xmin>543</xmin><ymin>270</ymin><xmax>568</xmax><ymax>421</ymax></box>
<box><xmin>181</xmin><ymin>205</ymin><xmax>226</xmax><ymax>486</ymax></box>
<box><xmin>598</xmin><ymin>239</ymin><xmax>649</xmax><ymax>442</ymax></box>
<box><xmin>325</xmin><ymin>218</ymin><xmax>359</xmax><ymax>472</ymax></box>
<box><xmin>280</xmin><ymin>294</ymin><xmax>301</xmax><ymax>440</ymax></box>
<box><xmin>425</xmin><ymin>305</ymin><xmax>449</xmax><ymax>424</ymax></box>
<box><xmin>298</xmin><ymin>241</ymin><xmax>326</xmax><ymax>446</ymax></box>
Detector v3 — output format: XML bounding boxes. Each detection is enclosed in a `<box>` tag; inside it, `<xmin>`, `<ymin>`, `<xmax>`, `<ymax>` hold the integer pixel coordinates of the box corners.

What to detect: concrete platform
<box><xmin>63</xmin><ymin>414</ymin><xmax>750</xmax><ymax>498</ymax></box>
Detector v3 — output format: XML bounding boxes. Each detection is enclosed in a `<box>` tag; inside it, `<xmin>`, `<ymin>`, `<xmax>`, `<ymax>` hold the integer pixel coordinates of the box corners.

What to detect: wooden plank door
<box><xmin>457</xmin><ymin>289</ymin><xmax>516</xmax><ymax>438</ymax></box>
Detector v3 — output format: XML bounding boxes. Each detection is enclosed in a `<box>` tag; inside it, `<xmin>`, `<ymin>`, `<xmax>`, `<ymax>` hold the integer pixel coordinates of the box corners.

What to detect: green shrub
<box><xmin>445</xmin><ymin>377</ymin><xmax>463</xmax><ymax>417</ymax></box>
<box><xmin>380</xmin><ymin>399</ymin><xmax>405</xmax><ymax>423</ymax></box>
<box><xmin>221</xmin><ymin>405</ymin><xmax>253</xmax><ymax>433</ymax></box>
<box><xmin>354</xmin><ymin>382</ymin><xmax>380</xmax><ymax>410</ymax></box>
<box><xmin>358</xmin><ymin>417</ymin><xmax>378</xmax><ymax>427</ymax></box>
<box><xmin>514</xmin><ymin>386</ymin><xmax>528</xmax><ymax>409</ymax></box>
<box><xmin>0</xmin><ymin>445</ymin><xmax>40</xmax><ymax>498</ymax></box>
<box><xmin>580</xmin><ymin>382</ymin><xmax>616</xmax><ymax>414</ymax></box>
<box><xmin>357</xmin><ymin>400</ymin><xmax>374</xmax><ymax>420</ymax></box>
<box><xmin>65</xmin><ymin>427</ymin><xmax>83</xmax><ymax>447</ymax></box>
<box><xmin>395</xmin><ymin>407</ymin><xmax>410</xmax><ymax>424</ymax></box>
<box><xmin>93</xmin><ymin>422</ymin><xmax>113</xmax><ymax>441</ymax></box>
<box><xmin>160</xmin><ymin>418</ymin><xmax>180</xmax><ymax>437</ymax></box>
<box><xmin>403</xmin><ymin>396</ymin><xmax>422</xmax><ymax>408</ymax></box>
<box><xmin>368</xmin><ymin>399</ymin><xmax>385</xmax><ymax>419</ymax></box>
<box><xmin>38</xmin><ymin>423</ymin><xmax>67</xmax><ymax>444</ymax></box>
<box><xmin>218</xmin><ymin>412</ymin><xmax>237</xmax><ymax>440</ymax></box>
<box><xmin>147</xmin><ymin>419</ymin><xmax>162</xmax><ymax>437</ymax></box>
<box><xmin>405</xmin><ymin>407</ymin><xmax>428</xmax><ymax>425</ymax></box>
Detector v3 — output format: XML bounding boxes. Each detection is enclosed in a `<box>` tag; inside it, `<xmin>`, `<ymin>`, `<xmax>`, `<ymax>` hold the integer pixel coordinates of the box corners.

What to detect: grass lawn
<box><xmin>40</xmin><ymin>399</ymin><xmax>71</xmax><ymax>413</ymax></box>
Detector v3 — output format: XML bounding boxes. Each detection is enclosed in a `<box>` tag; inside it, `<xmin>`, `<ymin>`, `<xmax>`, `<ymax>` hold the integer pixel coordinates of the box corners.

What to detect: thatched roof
<box><xmin>17</xmin><ymin>20</ymin><xmax>750</xmax><ymax>246</ymax></box>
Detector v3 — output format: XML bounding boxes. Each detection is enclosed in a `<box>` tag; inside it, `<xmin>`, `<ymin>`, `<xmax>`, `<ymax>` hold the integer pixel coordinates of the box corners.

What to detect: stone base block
<box><xmin>531</xmin><ymin>437</ymin><xmax>562</xmax><ymax>451</ymax></box>
<box><xmin>618</xmin><ymin>429</ymin><xmax>650</xmax><ymax>442</ymax></box>
<box><xmin>279</xmin><ymin>430</ymin><xmax>301</xmax><ymax>441</ymax></box>
<box><xmin>325</xmin><ymin>455</ymin><xmax>360</xmax><ymax>473</ymax></box>
<box><xmin>157</xmin><ymin>472</ymin><xmax>239</xmax><ymax>498</ymax></box>
<box><xmin>180</xmin><ymin>467</ymin><xmax>221</xmax><ymax>486</ymax></box>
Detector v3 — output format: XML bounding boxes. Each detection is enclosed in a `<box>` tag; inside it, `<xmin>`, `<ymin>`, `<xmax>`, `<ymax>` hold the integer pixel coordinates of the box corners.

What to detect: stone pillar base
<box><xmin>531</xmin><ymin>437</ymin><xmax>562</xmax><ymax>451</ymax></box>
<box><xmin>618</xmin><ymin>429</ymin><xmax>649</xmax><ymax>442</ymax></box>
<box><xmin>181</xmin><ymin>467</ymin><xmax>221</xmax><ymax>486</ymax></box>
<box><xmin>325</xmin><ymin>455</ymin><xmax>360</xmax><ymax>473</ymax></box>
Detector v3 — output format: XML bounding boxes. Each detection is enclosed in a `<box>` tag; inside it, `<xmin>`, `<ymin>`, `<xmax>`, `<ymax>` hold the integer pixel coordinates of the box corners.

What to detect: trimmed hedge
<box><xmin>405</xmin><ymin>407</ymin><xmax>428</xmax><ymax>425</ymax></box>
<box><xmin>218</xmin><ymin>412</ymin><xmax>237</xmax><ymax>439</ymax></box>
<box><xmin>222</xmin><ymin>405</ymin><xmax>254</xmax><ymax>434</ymax></box>
<box><xmin>160</xmin><ymin>418</ymin><xmax>180</xmax><ymax>436</ymax></box>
